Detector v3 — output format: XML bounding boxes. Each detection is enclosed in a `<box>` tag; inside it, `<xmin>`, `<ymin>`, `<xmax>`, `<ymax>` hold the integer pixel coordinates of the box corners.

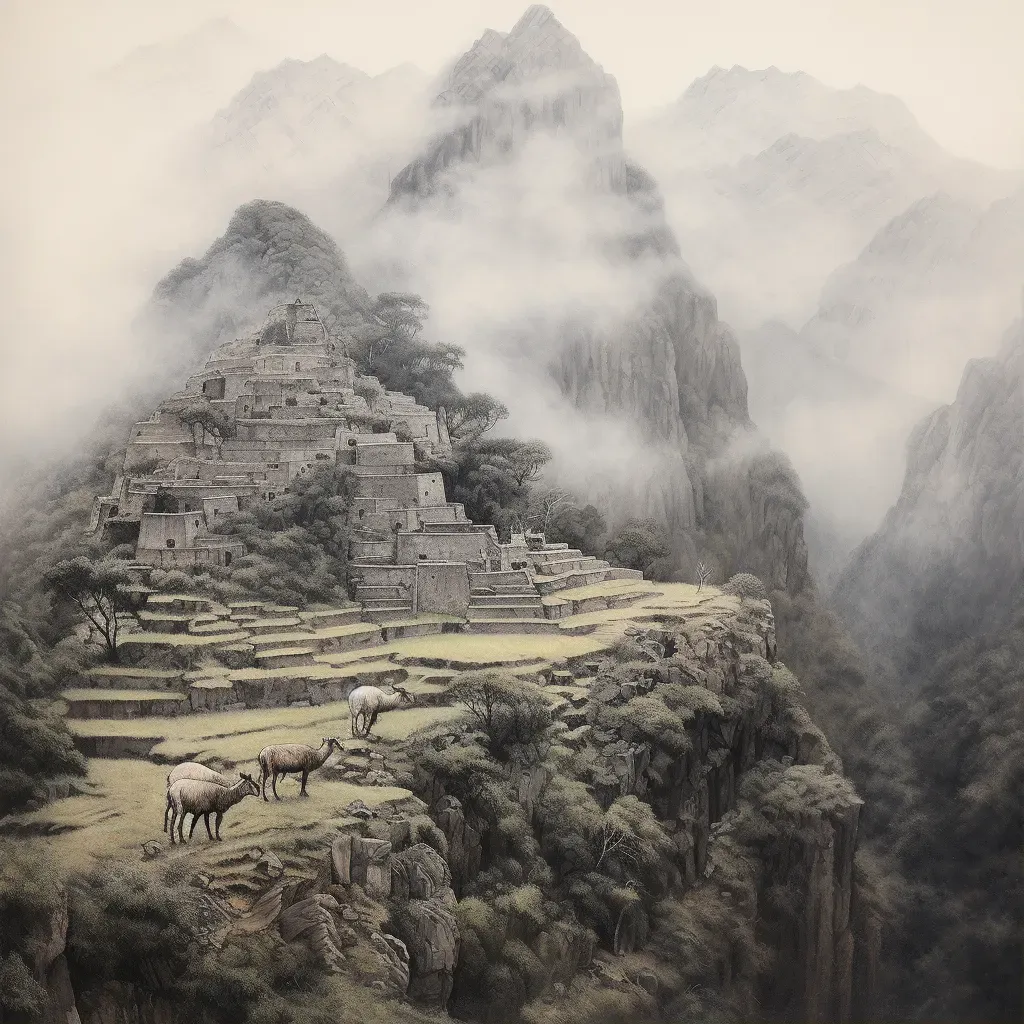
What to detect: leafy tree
<box><xmin>43</xmin><ymin>556</ymin><xmax>143</xmax><ymax>662</ymax></box>
<box><xmin>212</xmin><ymin>465</ymin><xmax>355</xmax><ymax>606</ymax></box>
<box><xmin>502</xmin><ymin>440</ymin><xmax>553</xmax><ymax>487</ymax></box>
<box><xmin>604</xmin><ymin>518</ymin><xmax>669</xmax><ymax>575</ymax></box>
<box><xmin>176</xmin><ymin>399</ymin><xmax>236</xmax><ymax>457</ymax></box>
<box><xmin>448</xmin><ymin>671</ymin><xmax>552</xmax><ymax>761</ymax></box>
<box><xmin>443</xmin><ymin>393</ymin><xmax>509</xmax><ymax>440</ymax></box>
<box><xmin>545</xmin><ymin>500</ymin><xmax>607</xmax><ymax>555</ymax></box>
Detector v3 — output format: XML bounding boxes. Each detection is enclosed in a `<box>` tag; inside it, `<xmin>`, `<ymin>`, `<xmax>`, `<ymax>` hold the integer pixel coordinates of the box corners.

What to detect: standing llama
<box><xmin>348</xmin><ymin>684</ymin><xmax>414</xmax><ymax>738</ymax></box>
<box><xmin>163</xmin><ymin>762</ymin><xmax>230</xmax><ymax>833</ymax></box>
<box><xmin>257</xmin><ymin>737</ymin><xmax>342</xmax><ymax>801</ymax></box>
<box><xmin>165</xmin><ymin>773</ymin><xmax>259</xmax><ymax>844</ymax></box>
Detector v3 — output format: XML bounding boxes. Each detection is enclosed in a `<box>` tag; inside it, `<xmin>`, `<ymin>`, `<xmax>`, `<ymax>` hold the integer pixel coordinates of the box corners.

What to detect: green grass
<box><xmin>61</xmin><ymin>689</ymin><xmax>189</xmax><ymax>703</ymax></box>
<box><xmin>138</xmin><ymin>611</ymin><xmax>193</xmax><ymax>623</ymax></box>
<box><xmin>320</xmin><ymin>632</ymin><xmax>612</xmax><ymax>668</ymax></box>
<box><xmin>2</xmin><ymin>759</ymin><xmax>410</xmax><ymax>874</ymax></box>
<box><xmin>67</xmin><ymin>701</ymin><xmax>461</xmax><ymax>764</ymax></box>
<box><xmin>543</xmin><ymin>579</ymin><xmax>656</xmax><ymax>602</ymax></box>
<box><xmin>86</xmin><ymin>667</ymin><xmax>183</xmax><ymax>680</ymax></box>
<box><xmin>120</xmin><ymin>631</ymin><xmax>251</xmax><ymax>648</ymax></box>
<box><xmin>254</xmin><ymin>647</ymin><xmax>318</xmax><ymax>660</ymax></box>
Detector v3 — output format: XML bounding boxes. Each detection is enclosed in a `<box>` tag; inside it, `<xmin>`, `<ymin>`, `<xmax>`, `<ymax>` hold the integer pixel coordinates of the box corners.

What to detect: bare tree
<box><xmin>696</xmin><ymin>561</ymin><xmax>713</xmax><ymax>592</ymax></box>
<box><xmin>529</xmin><ymin>489</ymin><xmax>571</xmax><ymax>533</ymax></box>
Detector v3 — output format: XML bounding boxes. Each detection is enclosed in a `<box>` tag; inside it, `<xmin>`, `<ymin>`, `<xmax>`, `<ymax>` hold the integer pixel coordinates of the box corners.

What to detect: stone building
<box><xmin>92</xmin><ymin>301</ymin><xmax>635</xmax><ymax>622</ymax></box>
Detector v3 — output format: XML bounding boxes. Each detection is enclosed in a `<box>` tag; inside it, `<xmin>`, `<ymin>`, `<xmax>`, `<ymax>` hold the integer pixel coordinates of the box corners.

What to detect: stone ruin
<box><xmin>90</xmin><ymin>300</ymin><xmax>644</xmax><ymax>626</ymax></box>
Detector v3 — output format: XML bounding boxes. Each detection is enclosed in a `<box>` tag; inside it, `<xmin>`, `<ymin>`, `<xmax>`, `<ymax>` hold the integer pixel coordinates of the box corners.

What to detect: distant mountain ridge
<box><xmin>628</xmin><ymin>65</ymin><xmax>1018</xmax><ymax>331</ymax></box>
<box><xmin>191</xmin><ymin>54</ymin><xmax>431</xmax><ymax>240</ymax></box>
<box><xmin>652</xmin><ymin>63</ymin><xmax>941</xmax><ymax>166</ymax></box>
<box><xmin>834</xmin><ymin>306</ymin><xmax>1024</xmax><ymax>686</ymax></box>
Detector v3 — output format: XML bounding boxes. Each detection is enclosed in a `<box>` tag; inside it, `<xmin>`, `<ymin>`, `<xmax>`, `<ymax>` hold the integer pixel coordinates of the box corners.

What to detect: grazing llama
<box><xmin>257</xmin><ymin>737</ymin><xmax>342</xmax><ymax>801</ymax></box>
<box><xmin>348</xmin><ymin>684</ymin><xmax>414</xmax><ymax>738</ymax></box>
<box><xmin>165</xmin><ymin>773</ymin><xmax>259</xmax><ymax>844</ymax></box>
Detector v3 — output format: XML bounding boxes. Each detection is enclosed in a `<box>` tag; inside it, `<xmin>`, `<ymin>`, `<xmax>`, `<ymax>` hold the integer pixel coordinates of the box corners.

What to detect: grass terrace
<box><xmin>1</xmin><ymin>759</ymin><xmax>411</xmax><ymax>875</ymax></box>
<box><xmin>66</xmin><ymin>701</ymin><xmax>462</xmax><ymax>766</ymax></box>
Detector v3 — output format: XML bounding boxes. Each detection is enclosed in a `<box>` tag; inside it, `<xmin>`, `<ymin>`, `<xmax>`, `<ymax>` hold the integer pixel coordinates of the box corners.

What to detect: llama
<box><xmin>165</xmin><ymin>773</ymin><xmax>259</xmax><ymax>844</ymax></box>
<box><xmin>257</xmin><ymin>737</ymin><xmax>341</xmax><ymax>801</ymax></box>
<box><xmin>163</xmin><ymin>762</ymin><xmax>230</xmax><ymax>833</ymax></box>
<box><xmin>348</xmin><ymin>683</ymin><xmax>414</xmax><ymax>738</ymax></box>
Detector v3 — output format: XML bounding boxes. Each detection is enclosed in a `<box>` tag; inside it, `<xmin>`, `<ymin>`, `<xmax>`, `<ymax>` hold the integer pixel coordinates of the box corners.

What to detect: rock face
<box><xmin>375</xmin><ymin>4</ymin><xmax>808</xmax><ymax>589</ymax></box>
<box><xmin>834</xmin><ymin>308</ymin><xmax>1024</xmax><ymax>687</ymax></box>
<box><xmin>278</xmin><ymin>894</ymin><xmax>357</xmax><ymax>970</ymax></box>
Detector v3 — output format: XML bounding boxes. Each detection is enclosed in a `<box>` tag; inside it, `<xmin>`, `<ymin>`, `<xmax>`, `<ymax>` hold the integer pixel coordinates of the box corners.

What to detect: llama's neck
<box><xmin>311</xmin><ymin>742</ymin><xmax>335</xmax><ymax>769</ymax></box>
<box><xmin>383</xmin><ymin>692</ymin><xmax>406</xmax><ymax>711</ymax></box>
<box><xmin>221</xmin><ymin>780</ymin><xmax>252</xmax><ymax>808</ymax></box>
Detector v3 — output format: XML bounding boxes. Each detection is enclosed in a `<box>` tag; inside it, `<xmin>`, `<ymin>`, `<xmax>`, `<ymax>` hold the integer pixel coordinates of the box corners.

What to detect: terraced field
<box><xmin>3</xmin><ymin>583</ymin><xmax>733</xmax><ymax>877</ymax></box>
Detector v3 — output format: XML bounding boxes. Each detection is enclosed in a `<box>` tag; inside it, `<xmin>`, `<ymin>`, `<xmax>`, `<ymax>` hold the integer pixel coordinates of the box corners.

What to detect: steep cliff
<box><xmin>4</xmin><ymin>589</ymin><xmax>878</xmax><ymax>1024</ymax></box>
<box><xmin>371</xmin><ymin>5</ymin><xmax>807</xmax><ymax>591</ymax></box>
<box><xmin>834</xmin><ymin>307</ymin><xmax>1024</xmax><ymax>687</ymax></box>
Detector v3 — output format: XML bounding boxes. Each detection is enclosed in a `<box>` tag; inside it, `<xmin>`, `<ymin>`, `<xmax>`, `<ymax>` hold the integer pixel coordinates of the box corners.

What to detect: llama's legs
<box><xmin>215</xmin><ymin>812</ymin><xmax>224</xmax><ymax>840</ymax></box>
<box><xmin>272</xmin><ymin>772</ymin><xmax>281</xmax><ymax>800</ymax></box>
<box><xmin>203</xmin><ymin>813</ymin><xmax>214</xmax><ymax>840</ymax></box>
<box><xmin>261</xmin><ymin>768</ymin><xmax>269</xmax><ymax>802</ymax></box>
<box><xmin>163</xmin><ymin>798</ymin><xmax>170</xmax><ymax>833</ymax></box>
<box><xmin>168</xmin><ymin>807</ymin><xmax>177</xmax><ymax>844</ymax></box>
<box><xmin>189</xmin><ymin>814</ymin><xmax>200</xmax><ymax>839</ymax></box>
<box><xmin>300</xmin><ymin>770</ymin><xmax>309</xmax><ymax>797</ymax></box>
<box><xmin>178</xmin><ymin>811</ymin><xmax>186</xmax><ymax>844</ymax></box>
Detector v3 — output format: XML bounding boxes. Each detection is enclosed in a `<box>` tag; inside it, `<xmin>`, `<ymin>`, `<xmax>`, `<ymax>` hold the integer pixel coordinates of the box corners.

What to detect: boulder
<box><xmin>346</xmin><ymin>799</ymin><xmax>374</xmax><ymax>820</ymax></box>
<box><xmin>330</xmin><ymin>834</ymin><xmax>352</xmax><ymax>885</ymax></box>
<box><xmin>278</xmin><ymin>894</ymin><xmax>356</xmax><ymax>971</ymax></box>
<box><xmin>351</xmin><ymin>837</ymin><xmax>392</xmax><ymax>897</ymax></box>
<box><xmin>395</xmin><ymin>892</ymin><xmax>460</xmax><ymax>1010</ymax></box>
<box><xmin>255</xmin><ymin>850</ymin><xmax>284</xmax><ymax>880</ymax></box>
<box><xmin>391</xmin><ymin>844</ymin><xmax>451</xmax><ymax>901</ymax></box>
<box><xmin>371</xmin><ymin>932</ymin><xmax>411</xmax><ymax>995</ymax></box>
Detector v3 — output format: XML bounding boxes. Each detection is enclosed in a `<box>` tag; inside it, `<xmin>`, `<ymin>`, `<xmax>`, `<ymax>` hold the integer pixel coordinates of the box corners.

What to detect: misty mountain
<box><xmin>804</xmin><ymin>189</ymin><xmax>1024</xmax><ymax>401</ymax></box>
<box><xmin>145</xmin><ymin>199</ymin><xmax>372</xmax><ymax>354</ymax></box>
<box><xmin>628</xmin><ymin>65</ymin><xmax>1018</xmax><ymax>329</ymax></box>
<box><xmin>98</xmin><ymin>17</ymin><xmax>280</xmax><ymax>135</ymax></box>
<box><xmin>194</xmin><ymin>56</ymin><xmax>430</xmax><ymax>237</ymax></box>
<box><xmin>742</xmin><ymin>189</ymin><xmax>1024</xmax><ymax>581</ymax></box>
<box><xmin>833</xmin><ymin>306</ymin><xmax>1024</xmax><ymax>688</ymax></box>
<box><xmin>364</xmin><ymin>4</ymin><xmax>808</xmax><ymax>590</ymax></box>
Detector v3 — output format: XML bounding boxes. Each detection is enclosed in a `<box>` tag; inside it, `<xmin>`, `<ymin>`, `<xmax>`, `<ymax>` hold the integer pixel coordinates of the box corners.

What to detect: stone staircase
<box><xmin>467</xmin><ymin>570</ymin><xmax>560</xmax><ymax>633</ymax></box>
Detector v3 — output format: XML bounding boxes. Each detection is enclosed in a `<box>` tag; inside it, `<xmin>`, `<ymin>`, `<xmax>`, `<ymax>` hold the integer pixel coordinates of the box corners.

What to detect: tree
<box><xmin>501</xmin><ymin>440</ymin><xmax>553</xmax><ymax>487</ymax></box>
<box><xmin>176</xmin><ymin>400</ymin><xmax>235</xmax><ymax>457</ymax></box>
<box><xmin>448</xmin><ymin>671</ymin><xmax>552</xmax><ymax>761</ymax></box>
<box><xmin>443</xmin><ymin>393</ymin><xmax>509</xmax><ymax>440</ymax></box>
<box><xmin>605</xmin><ymin>519</ymin><xmax>669</xmax><ymax>576</ymax></box>
<box><xmin>369</xmin><ymin>292</ymin><xmax>428</xmax><ymax>346</ymax></box>
<box><xmin>696</xmin><ymin>562</ymin><xmax>712</xmax><ymax>592</ymax></box>
<box><xmin>43</xmin><ymin>557</ymin><xmax>143</xmax><ymax>662</ymax></box>
<box><xmin>528</xmin><ymin>490</ymin><xmax>571</xmax><ymax>533</ymax></box>
<box><xmin>546</xmin><ymin>501</ymin><xmax>607</xmax><ymax>555</ymax></box>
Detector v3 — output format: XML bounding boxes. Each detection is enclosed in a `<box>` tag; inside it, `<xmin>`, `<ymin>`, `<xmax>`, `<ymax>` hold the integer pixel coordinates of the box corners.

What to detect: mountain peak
<box><xmin>440</xmin><ymin>5</ymin><xmax>612</xmax><ymax>107</ymax></box>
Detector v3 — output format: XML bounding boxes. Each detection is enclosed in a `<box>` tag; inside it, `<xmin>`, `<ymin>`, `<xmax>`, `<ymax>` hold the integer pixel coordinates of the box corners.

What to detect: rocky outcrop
<box><xmin>278</xmin><ymin>894</ymin><xmax>358</xmax><ymax>970</ymax></box>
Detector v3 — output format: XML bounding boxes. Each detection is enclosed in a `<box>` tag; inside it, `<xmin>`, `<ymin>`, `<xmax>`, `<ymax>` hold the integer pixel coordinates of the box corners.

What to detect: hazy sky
<box><xmin>3</xmin><ymin>0</ymin><xmax>1023</xmax><ymax>167</ymax></box>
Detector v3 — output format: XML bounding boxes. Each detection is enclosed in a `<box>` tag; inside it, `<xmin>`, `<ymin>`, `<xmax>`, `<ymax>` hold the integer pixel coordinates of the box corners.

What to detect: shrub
<box><xmin>721</xmin><ymin>573</ymin><xmax>768</xmax><ymax>601</ymax></box>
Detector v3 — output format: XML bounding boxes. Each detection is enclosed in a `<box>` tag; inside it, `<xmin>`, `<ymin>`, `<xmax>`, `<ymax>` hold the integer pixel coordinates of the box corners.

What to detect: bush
<box><xmin>721</xmin><ymin>573</ymin><xmax>768</xmax><ymax>601</ymax></box>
